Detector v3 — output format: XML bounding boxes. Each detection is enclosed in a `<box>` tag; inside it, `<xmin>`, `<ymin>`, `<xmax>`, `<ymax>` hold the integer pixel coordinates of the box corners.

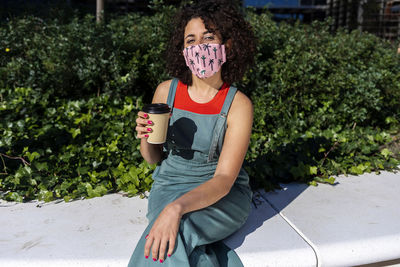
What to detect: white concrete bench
<box><xmin>1</xmin><ymin>169</ymin><xmax>400</xmax><ymax>266</ymax></box>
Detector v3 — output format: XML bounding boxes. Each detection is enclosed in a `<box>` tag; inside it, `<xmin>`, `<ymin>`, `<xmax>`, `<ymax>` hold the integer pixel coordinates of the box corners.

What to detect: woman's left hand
<box><xmin>144</xmin><ymin>203</ymin><xmax>182</xmax><ymax>263</ymax></box>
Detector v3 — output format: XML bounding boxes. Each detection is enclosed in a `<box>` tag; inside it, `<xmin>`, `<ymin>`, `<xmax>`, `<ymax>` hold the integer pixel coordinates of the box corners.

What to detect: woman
<box><xmin>129</xmin><ymin>1</ymin><xmax>257</xmax><ymax>266</ymax></box>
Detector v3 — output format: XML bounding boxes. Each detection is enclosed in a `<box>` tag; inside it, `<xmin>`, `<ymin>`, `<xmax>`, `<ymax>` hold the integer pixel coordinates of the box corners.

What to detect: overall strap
<box><xmin>166</xmin><ymin>78</ymin><xmax>179</xmax><ymax>108</ymax></box>
<box><xmin>207</xmin><ymin>86</ymin><xmax>238</xmax><ymax>162</ymax></box>
<box><xmin>220</xmin><ymin>86</ymin><xmax>238</xmax><ymax>116</ymax></box>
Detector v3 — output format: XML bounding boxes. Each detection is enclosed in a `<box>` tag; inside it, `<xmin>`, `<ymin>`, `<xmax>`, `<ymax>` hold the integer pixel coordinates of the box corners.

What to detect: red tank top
<box><xmin>173</xmin><ymin>81</ymin><xmax>230</xmax><ymax>114</ymax></box>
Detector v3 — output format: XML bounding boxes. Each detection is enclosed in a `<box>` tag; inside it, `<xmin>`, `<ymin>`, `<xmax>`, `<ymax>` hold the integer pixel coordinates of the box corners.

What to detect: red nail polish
<box><xmin>168</xmin><ymin>254</ymin><xmax>171</xmax><ymax>257</ymax></box>
<box><xmin>144</xmin><ymin>134</ymin><xmax>149</xmax><ymax>138</ymax></box>
<box><xmin>160</xmin><ymin>259</ymin><xmax>164</xmax><ymax>263</ymax></box>
<box><xmin>148</xmin><ymin>120</ymin><xmax>153</xmax><ymax>125</ymax></box>
<box><xmin>144</xmin><ymin>113</ymin><xmax>148</xmax><ymax>118</ymax></box>
<box><xmin>147</xmin><ymin>128</ymin><xmax>152</xmax><ymax>132</ymax></box>
<box><xmin>145</xmin><ymin>234</ymin><xmax>149</xmax><ymax>239</ymax></box>
<box><xmin>153</xmin><ymin>258</ymin><xmax>157</xmax><ymax>261</ymax></box>
<box><xmin>145</xmin><ymin>256</ymin><xmax>149</xmax><ymax>259</ymax></box>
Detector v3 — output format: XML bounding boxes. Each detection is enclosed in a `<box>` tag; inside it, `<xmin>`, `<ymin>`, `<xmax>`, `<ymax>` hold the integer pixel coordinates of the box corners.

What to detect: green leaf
<box><xmin>38</xmin><ymin>189</ymin><xmax>54</xmax><ymax>202</ymax></box>
<box><xmin>380</xmin><ymin>148</ymin><xmax>392</xmax><ymax>159</ymax></box>
<box><xmin>34</xmin><ymin>162</ymin><xmax>48</xmax><ymax>171</ymax></box>
<box><xmin>309</xmin><ymin>166</ymin><xmax>318</xmax><ymax>175</ymax></box>
<box><xmin>6</xmin><ymin>192</ymin><xmax>23</xmax><ymax>202</ymax></box>
<box><xmin>77</xmin><ymin>166</ymin><xmax>90</xmax><ymax>175</ymax></box>
<box><xmin>26</xmin><ymin>151</ymin><xmax>40</xmax><ymax>162</ymax></box>
<box><xmin>69</xmin><ymin>128</ymin><xmax>81</xmax><ymax>139</ymax></box>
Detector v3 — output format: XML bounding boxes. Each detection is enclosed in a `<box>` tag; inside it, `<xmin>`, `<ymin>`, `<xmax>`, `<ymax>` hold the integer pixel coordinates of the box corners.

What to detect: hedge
<box><xmin>1</xmin><ymin>6</ymin><xmax>399</xmax><ymax>202</ymax></box>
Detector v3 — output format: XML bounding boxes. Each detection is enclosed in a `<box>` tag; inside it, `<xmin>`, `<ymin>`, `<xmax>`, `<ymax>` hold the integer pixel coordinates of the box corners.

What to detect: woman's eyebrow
<box><xmin>185</xmin><ymin>34</ymin><xmax>195</xmax><ymax>39</ymax></box>
<box><xmin>185</xmin><ymin>31</ymin><xmax>214</xmax><ymax>39</ymax></box>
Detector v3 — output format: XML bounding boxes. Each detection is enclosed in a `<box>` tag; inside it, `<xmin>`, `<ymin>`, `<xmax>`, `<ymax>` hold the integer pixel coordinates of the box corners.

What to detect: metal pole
<box><xmin>357</xmin><ymin>0</ymin><xmax>365</xmax><ymax>31</ymax></box>
<box><xmin>96</xmin><ymin>0</ymin><xmax>104</xmax><ymax>23</ymax></box>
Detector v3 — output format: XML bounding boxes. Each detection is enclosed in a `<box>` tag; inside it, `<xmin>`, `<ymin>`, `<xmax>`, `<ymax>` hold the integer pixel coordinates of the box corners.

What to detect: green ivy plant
<box><xmin>1</xmin><ymin>8</ymin><xmax>399</xmax><ymax>202</ymax></box>
<box><xmin>0</xmin><ymin>86</ymin><xmax>155</xmax><ymax>202</ymax></box>
<box><xmin>242</xmin><ymin>13</ymin><xmax>400</xmax><ymax>189</ymax></box>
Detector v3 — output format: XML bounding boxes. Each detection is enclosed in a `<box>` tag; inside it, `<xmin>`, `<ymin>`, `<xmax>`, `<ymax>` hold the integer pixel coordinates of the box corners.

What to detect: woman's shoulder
<box><xmin>227</xmin><ymin>89</ymin><xmax>253</xmax><ymax>124</ymax></box>
<box><xmin>225</xmin><ymin>89</ymin><xmax>253</xmax><ymax>137</ymax></box>
<box><xmin>152</xmin><ymin>79</ymin><xmax>174</xmax><ymax>103</ymax></box>
<box><xmin>231</xmin><ymin>90</ymin><xmax>253</xmax><ymax>113</ymax></box>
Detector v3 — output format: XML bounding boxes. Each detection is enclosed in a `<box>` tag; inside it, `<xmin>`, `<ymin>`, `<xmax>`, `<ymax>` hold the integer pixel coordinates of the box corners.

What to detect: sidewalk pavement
<box><xmin>1</xmin><ymin>169</ymin><xmax>400</xmax><ymax>267</ymax></box>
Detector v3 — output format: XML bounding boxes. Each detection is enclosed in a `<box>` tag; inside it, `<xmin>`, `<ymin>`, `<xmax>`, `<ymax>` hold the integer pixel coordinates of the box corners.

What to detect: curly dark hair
<box><xmin>165</xmin><ymin>0</ymin><xmax>257</xmax><ymax>86</ymax></box>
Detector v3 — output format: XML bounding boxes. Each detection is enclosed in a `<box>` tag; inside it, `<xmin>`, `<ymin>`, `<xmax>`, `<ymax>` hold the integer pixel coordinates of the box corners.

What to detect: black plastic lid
<box><xmin>142</xmin><ymin>103</ymin><xmax>171</xmax><ymax>114</ymax></box>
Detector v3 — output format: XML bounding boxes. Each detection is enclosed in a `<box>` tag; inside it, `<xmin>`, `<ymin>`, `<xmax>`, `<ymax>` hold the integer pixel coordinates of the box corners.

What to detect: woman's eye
<box><xmin>205</xmin><ymin>36</ymin><xmax>215</xmax><ymax>40</ymax></box>
<box><xmin>186</xmin><ymin>39</ymin><xmax>194</xmax><ymax>44</ymax></box>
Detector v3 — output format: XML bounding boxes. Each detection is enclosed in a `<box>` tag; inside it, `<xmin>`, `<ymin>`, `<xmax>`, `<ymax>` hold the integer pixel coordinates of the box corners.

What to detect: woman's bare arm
<box><xmin>169</xmin><ymin>90</ymin><xmax>253</xmax><ymax>214</ymax></box>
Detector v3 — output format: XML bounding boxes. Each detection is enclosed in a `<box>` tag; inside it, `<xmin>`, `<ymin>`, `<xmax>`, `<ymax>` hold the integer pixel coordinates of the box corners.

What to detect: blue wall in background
<box><xmin>244</xmin><ymin>0</ymin><xmax>300</xmax><ymax>8</ymax></box>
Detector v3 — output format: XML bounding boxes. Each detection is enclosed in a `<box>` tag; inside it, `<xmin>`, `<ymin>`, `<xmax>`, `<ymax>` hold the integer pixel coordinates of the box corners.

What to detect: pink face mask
<box><xmin>183</xmin><ymin>43</ymin><xmax>226</xmax><ymax>79</ymax></box>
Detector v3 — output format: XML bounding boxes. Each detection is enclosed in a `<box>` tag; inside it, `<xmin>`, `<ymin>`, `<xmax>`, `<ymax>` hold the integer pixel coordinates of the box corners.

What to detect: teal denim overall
<box><xmin>128</xmin><ymin>79</ymin><xmax>252</xmax><ymax>267</ymax></box>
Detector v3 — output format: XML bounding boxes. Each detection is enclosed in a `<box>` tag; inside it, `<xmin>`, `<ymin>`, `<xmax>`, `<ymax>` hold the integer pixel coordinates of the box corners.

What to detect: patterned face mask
<box><xmin>183</xmin><ymin>43</ymin><xmax>226</xmax><ymax>79</ymax></box>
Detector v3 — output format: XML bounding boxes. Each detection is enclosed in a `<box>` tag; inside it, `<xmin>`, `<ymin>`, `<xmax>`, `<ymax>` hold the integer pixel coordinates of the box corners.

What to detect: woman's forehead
<box><xmin>184</xmin><ymin>18</ymin><xmax>207</xmax><ymax>33</ymax></box>
<box><xmin>184</xmin><ymin>17</ymin><xmax>218</xmax><ymax>36</ymax></box>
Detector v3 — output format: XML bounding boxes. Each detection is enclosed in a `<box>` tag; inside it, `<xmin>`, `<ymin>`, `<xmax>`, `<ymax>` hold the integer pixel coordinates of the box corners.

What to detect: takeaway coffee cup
<box><xmin>142</xmin><ymin>103</ymin><xmax>171</xmax><ymax>144</ymax></box>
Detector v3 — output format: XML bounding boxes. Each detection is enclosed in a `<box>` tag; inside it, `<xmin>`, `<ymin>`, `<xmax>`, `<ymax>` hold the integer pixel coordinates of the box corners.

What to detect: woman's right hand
<box><xmin>135</xmin><ymin>111</ymin><xmax>153</xmax><ymax>139</ymax></box>
<box><xmin>135</xmin><ymin>80</ymin><xmax>170</xmax><ymax>164</ymax></box>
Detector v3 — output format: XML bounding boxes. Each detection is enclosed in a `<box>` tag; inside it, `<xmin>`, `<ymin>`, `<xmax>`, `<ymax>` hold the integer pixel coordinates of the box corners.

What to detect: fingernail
<box><xmin>160</xmin><ymin>259</ymin><xmax>164</xmax><ymax>263</ymax></box>
<box><xmin>145</xmin><ymin>234</ymin><xmax>149</xmax><ymax>239</ymax></box>
<box><xmin>144</xmin><ymin>113</ymin><xmax>148</xmax><ymax>118</ymax></box>
<box><xmin>145</xmin><ymin>134</ymin><xmax>149</xmax><ymax>138</ymax></box>
<box><xmin>147</xmin><ymin>128</ymin><xmax>152</xmax><ymax>132</ymax></box>
<box><xmin>153</xmin><ymin>258</ymin><xmax>157</xmax><ymax>261</ymax></box>
<box><xmin>145</xmin><ymin>256</ymin><xmax>149</xmax><ymax>259</ymax></box>
<box><xmin>168</xmin><ymin>254</ymin><xmax>171</xmax><ymax>257</ymax></box>
<box><xmin>148</xmin><ymin>120</ymin><xmax>153</xmax><ymax>125</ymax></box>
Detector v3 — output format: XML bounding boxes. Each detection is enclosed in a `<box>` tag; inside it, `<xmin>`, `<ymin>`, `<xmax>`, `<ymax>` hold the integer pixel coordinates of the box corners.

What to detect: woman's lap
<box><xmin>128</xmin><ymin>184</ymin><xmax>251</xmax><ymax>266</ymax></box>
<box><xmin>179</xmin><ymin>185</ymin><xmax>251</xmax><ymax>251</ymax></box>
